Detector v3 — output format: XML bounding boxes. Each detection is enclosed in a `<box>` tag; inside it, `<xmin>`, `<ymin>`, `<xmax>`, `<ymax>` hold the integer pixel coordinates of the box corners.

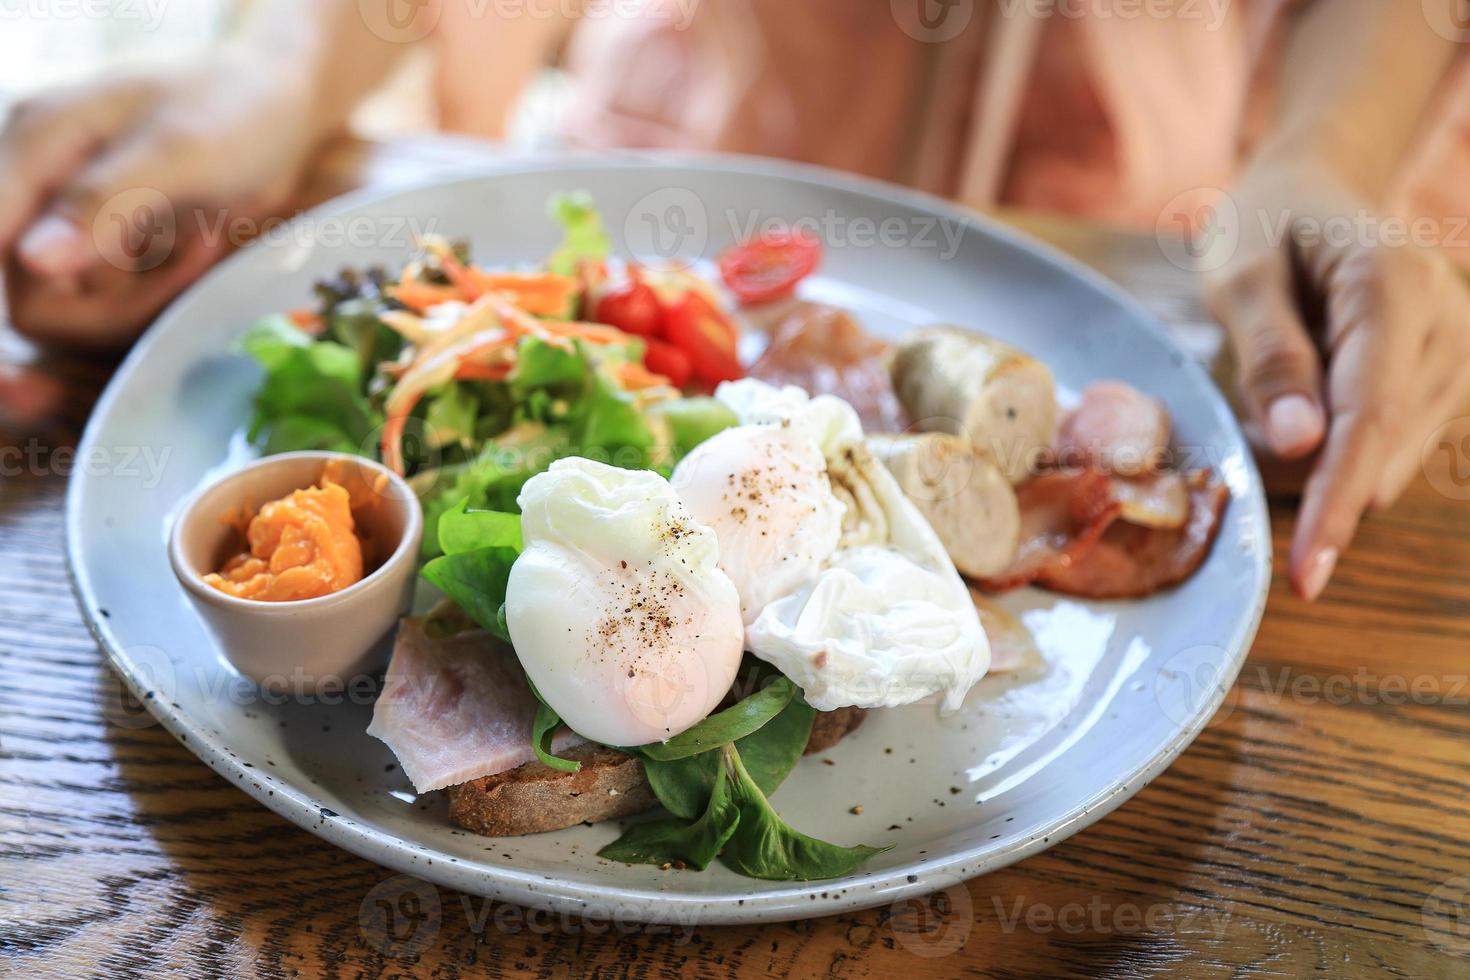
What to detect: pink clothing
<box><xmin>432</xmin><ymin>0</ymin><xmax>1468</xmax><ymax>241</ymax></box>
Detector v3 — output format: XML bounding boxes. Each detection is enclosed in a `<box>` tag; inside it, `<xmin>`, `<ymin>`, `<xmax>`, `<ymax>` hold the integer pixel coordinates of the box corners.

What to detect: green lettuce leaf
<box><xmin>545</xmin><ymin>191</ymin><xmax>610</xmax><ymax>276</ymax></box>
<box><xmin>237</xmin><ymin>315</ymin><xmax>378</xmax><ymax>454</ymax></box>
<box><xmin>416</xmin><ymin>423</ymin><xmax>570</xmax><ymax>559</ymax></box>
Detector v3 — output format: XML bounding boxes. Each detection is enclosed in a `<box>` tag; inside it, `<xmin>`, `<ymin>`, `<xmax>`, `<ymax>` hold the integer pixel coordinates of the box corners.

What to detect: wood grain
<box><xmin>3</xmin><ymin>137</ymin><xmax>1469</xmax><ymax>979</ymax></box>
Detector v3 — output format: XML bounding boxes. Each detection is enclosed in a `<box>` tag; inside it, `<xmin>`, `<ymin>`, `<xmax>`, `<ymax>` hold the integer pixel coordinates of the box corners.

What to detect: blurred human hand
<box><xmin>1204</xmin><ymin>162</ymin><xmax>1470</xmax><ymax>600</ymax></box>
<box><xmin>0</xmin><ymin>52</ymin><xmax>323</xmax><ymax>350</ymax></box>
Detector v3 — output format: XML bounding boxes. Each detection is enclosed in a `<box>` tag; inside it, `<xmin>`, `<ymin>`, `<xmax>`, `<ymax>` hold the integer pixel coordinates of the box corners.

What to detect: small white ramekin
<box><xmin>168</xmin><ymin>451</ymin><xmax>422</xmax><ymax>692</ymax></box>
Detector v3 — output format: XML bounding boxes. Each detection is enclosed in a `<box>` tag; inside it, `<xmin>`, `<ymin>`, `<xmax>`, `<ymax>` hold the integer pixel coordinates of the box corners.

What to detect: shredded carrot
<box><xmin>467</xmin><ymin>271</ymin><xmax>579</xmax><ymax>317</ymax></box>
<box><xmin>542</xmin><ymin>320</ymin><xmax>630</xmax><ymax>345</ymax></box>
<box><xmin>437</xmin><ymin>252</ymin><xmax>579</xmax><ymax>316</ymax></box>
<box><xmin>618</xmin><ymin>360</ymin><xmax>672</xmax><ymax>390</ymax></box>
<box><xmin>438</xmin><ymin>251</ymin><xmax>482</xmax><ymax>301</ymax></box>
<box><xmin>455</xmin><ymin>360</ymin><xmax>514</xmax><ymax>382</ymax></box>
<box><xmin>389</xmin><ymin>282</ymin><xmax>462</xmax><ymax>314</ymax></box>
<box><xmin>287</xmin><ymin>307</ymin><xmax>323</xmax><ymax>335</ymax></box>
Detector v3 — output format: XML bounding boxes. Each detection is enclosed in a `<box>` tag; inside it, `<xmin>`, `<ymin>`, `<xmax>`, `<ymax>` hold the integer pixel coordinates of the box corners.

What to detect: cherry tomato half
<box><xmin>642</xmin><ymin>337</ymin><xmax>693</xmax><ymax>388</ymax></box>
<box><xmin>663</xmin><ymin>291</ymin><xmax>743</xmax><ymax>385</ymax></box>
<box><xmin>716</xmin><ymin>227</ymin><xmax>823</xmax><ymax>305</ymax></box>
<box><xmin>591</xmin><ymin>279</ymin><xmax>663</xmax><ymax>337</ymax></box>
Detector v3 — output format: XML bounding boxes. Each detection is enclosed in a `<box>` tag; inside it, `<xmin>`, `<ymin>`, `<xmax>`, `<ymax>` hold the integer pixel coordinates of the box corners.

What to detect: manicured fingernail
<box><xmin>1301</xmin><ymin>546</ymin><xmax>1338</xmax><ymax>601</ymax></box>
<box><xmin>1267</xmin><ymin>395</ymin><xmax>1324</xmax><ymax>457</ymax></box>
<box><xmin>17</xmin><ymin>214</ymin><xmax>91</xmax><ymax>276</ymax></box>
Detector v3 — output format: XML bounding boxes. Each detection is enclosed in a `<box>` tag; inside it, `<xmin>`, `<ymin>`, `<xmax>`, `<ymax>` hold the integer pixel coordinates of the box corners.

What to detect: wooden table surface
<box><xmin>3</xmin><ymin>138</ymin><xmax>1468</xmax><ymax>979</ymax></box>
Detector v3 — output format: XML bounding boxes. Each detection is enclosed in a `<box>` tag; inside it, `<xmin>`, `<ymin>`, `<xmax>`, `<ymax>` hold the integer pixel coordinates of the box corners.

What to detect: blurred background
<box><xmin>0</xmin><ymin>0</ymin><xmax>558</xmax><ymax>144</ymax></box>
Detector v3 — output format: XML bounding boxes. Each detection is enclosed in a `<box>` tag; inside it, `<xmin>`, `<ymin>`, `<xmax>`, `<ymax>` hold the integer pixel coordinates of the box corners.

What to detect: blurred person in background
<box><xmin>2</xmin><ymin>0</ymin><xmax>1469</xmax><ymax>599</ymax></box>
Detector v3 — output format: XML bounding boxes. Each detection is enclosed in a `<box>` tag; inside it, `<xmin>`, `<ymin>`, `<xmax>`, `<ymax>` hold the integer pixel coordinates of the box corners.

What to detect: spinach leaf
<box><xmin>609</xmin><ymin>743</ymin><xmax>887</xmax><ymax>880</ymax></box>
<box><xmin>598</xmin><ymin>750</ymin><xmax>740</xmax><ymax>870</ymax></box>
<box><xmin>419</xmin><ymin>501</ymin><xmax>526</xmax><ymax>641</ymax></box>
<box><xmin>642</xmin><ymin>668</ymin><xmax>815</xmax><ymax>818</ymax></box>
<box><xmin>642</xmin><ymin>752</ymin><xmax>718</xmax><ymax>821</ymax></box>
<box><xmin>639</xmin><ymin>677</ymin><xmax>796</xmax><ymax>762</ymax></box>
<box><xmin>729</xmin><ymin>688</ymin><xmax>815</xmax><ymax>794</ymax></box>
<box><xmin>531</xmin><ymin>694</ymin><xmax>581</xmax><ymax>774</ymax></box>
<box><xmin>436</xmin><ymin>499</ymin><xmax>523</xmax><ymax>555</ymax></box>
<box><xmin>719</xmin><ymin>745</ymin><xmax>889</xmax><ymax>882</ymax></box>
<box><xmin>419</xmin><ymin>546</ymin><xmax>518</xmax><ymax>643</ymax></box>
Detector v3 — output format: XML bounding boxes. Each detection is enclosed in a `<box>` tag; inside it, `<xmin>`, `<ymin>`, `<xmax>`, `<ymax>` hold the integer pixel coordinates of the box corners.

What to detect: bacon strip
<box><xmin>1037</xmin><ymin>471</ymin><xmax>1229</xmax><ymax>599</ymax></box>
<box><xmin>976</xmin><ymin>468</ymin><xmax>1122</xmax><ymax>592</ymax></box>
<box><xmin>977</xmin><ymin>469</ymin><xmax>1227</xmax><ymax>598</ymax></box>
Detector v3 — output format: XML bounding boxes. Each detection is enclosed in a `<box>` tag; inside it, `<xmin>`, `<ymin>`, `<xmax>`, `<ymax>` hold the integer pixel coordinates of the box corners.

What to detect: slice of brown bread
<box><xmin>446</xmin><ymin>706</ymin><xmax>867</xmax><ymax>837</ymax></box>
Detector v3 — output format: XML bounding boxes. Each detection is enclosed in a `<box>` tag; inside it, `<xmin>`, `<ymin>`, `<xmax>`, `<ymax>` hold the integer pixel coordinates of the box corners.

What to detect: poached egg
<box><xmin>670</xmin><ymin>423</ymin><xmax>843</xmax><ymax>624</ymax></box>
<box><xmin>708</xmin><ymin>380</ymin><xmax>991</xmax><ymax>712</ymax></box>
<box><xmin>504</xmin><ymin>458</ymin><xmax>744</xmax><ymax>747</ymax></box>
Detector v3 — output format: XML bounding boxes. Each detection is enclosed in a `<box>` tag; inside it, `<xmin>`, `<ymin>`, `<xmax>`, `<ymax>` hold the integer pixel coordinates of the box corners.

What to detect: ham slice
<box><xmin>367</xmin><ymin>618</ymin><xmax>582</xmax><ymax>793</ymax></box>
<box><xmin>976</xmin><ymin>469</ymin><xmax>1227</xmax><ymax>598</ymax></box>
<box><xmin>1055</xmin><ymin>381</ymin><xmax>1171</xmax><ymax>476</ymax></box>
<box><xmin>750</xmin><ymin>302</ymin><xmax>908</xmax><ymax>433</ymax></box>
<box><xmin>1037</xmin><ymin>471</ymin><xmax>1229</xmax><ymax>599</ymax></box>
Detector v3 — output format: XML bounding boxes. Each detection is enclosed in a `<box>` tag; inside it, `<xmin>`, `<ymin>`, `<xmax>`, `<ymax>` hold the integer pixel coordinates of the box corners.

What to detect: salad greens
<box><xmin>545</xmin><ymin>191</ymin><xmax>612</xmax><ymax>276</ymax></box>
<box><xmin>236</xmin><ymin>192</ymin><xmax>884</xmax><ymax>882</ymax></box>
<box><xmin>604</xmin><ymin>741</ymin><xmax>889</xmax><ymax>880</ymax></box>
<box><xmin>238</xmin><ymin>315</ymin><xmax>379</xmax><ymax>455</ymax></box>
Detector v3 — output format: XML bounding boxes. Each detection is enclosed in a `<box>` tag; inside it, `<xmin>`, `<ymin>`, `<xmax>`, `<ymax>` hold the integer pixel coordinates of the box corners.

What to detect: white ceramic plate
<box><xmin>67</xmin><ymin>154</ymin><xmax>1269</xmax><ymax>925</ymax></box>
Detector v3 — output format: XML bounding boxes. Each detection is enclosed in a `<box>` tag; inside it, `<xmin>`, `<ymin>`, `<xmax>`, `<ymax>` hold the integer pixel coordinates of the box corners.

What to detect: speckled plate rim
<box><xmin>66</xmin><ymin>151</ymin><xmax>1271</xmax><ymax>925</ymax></box>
